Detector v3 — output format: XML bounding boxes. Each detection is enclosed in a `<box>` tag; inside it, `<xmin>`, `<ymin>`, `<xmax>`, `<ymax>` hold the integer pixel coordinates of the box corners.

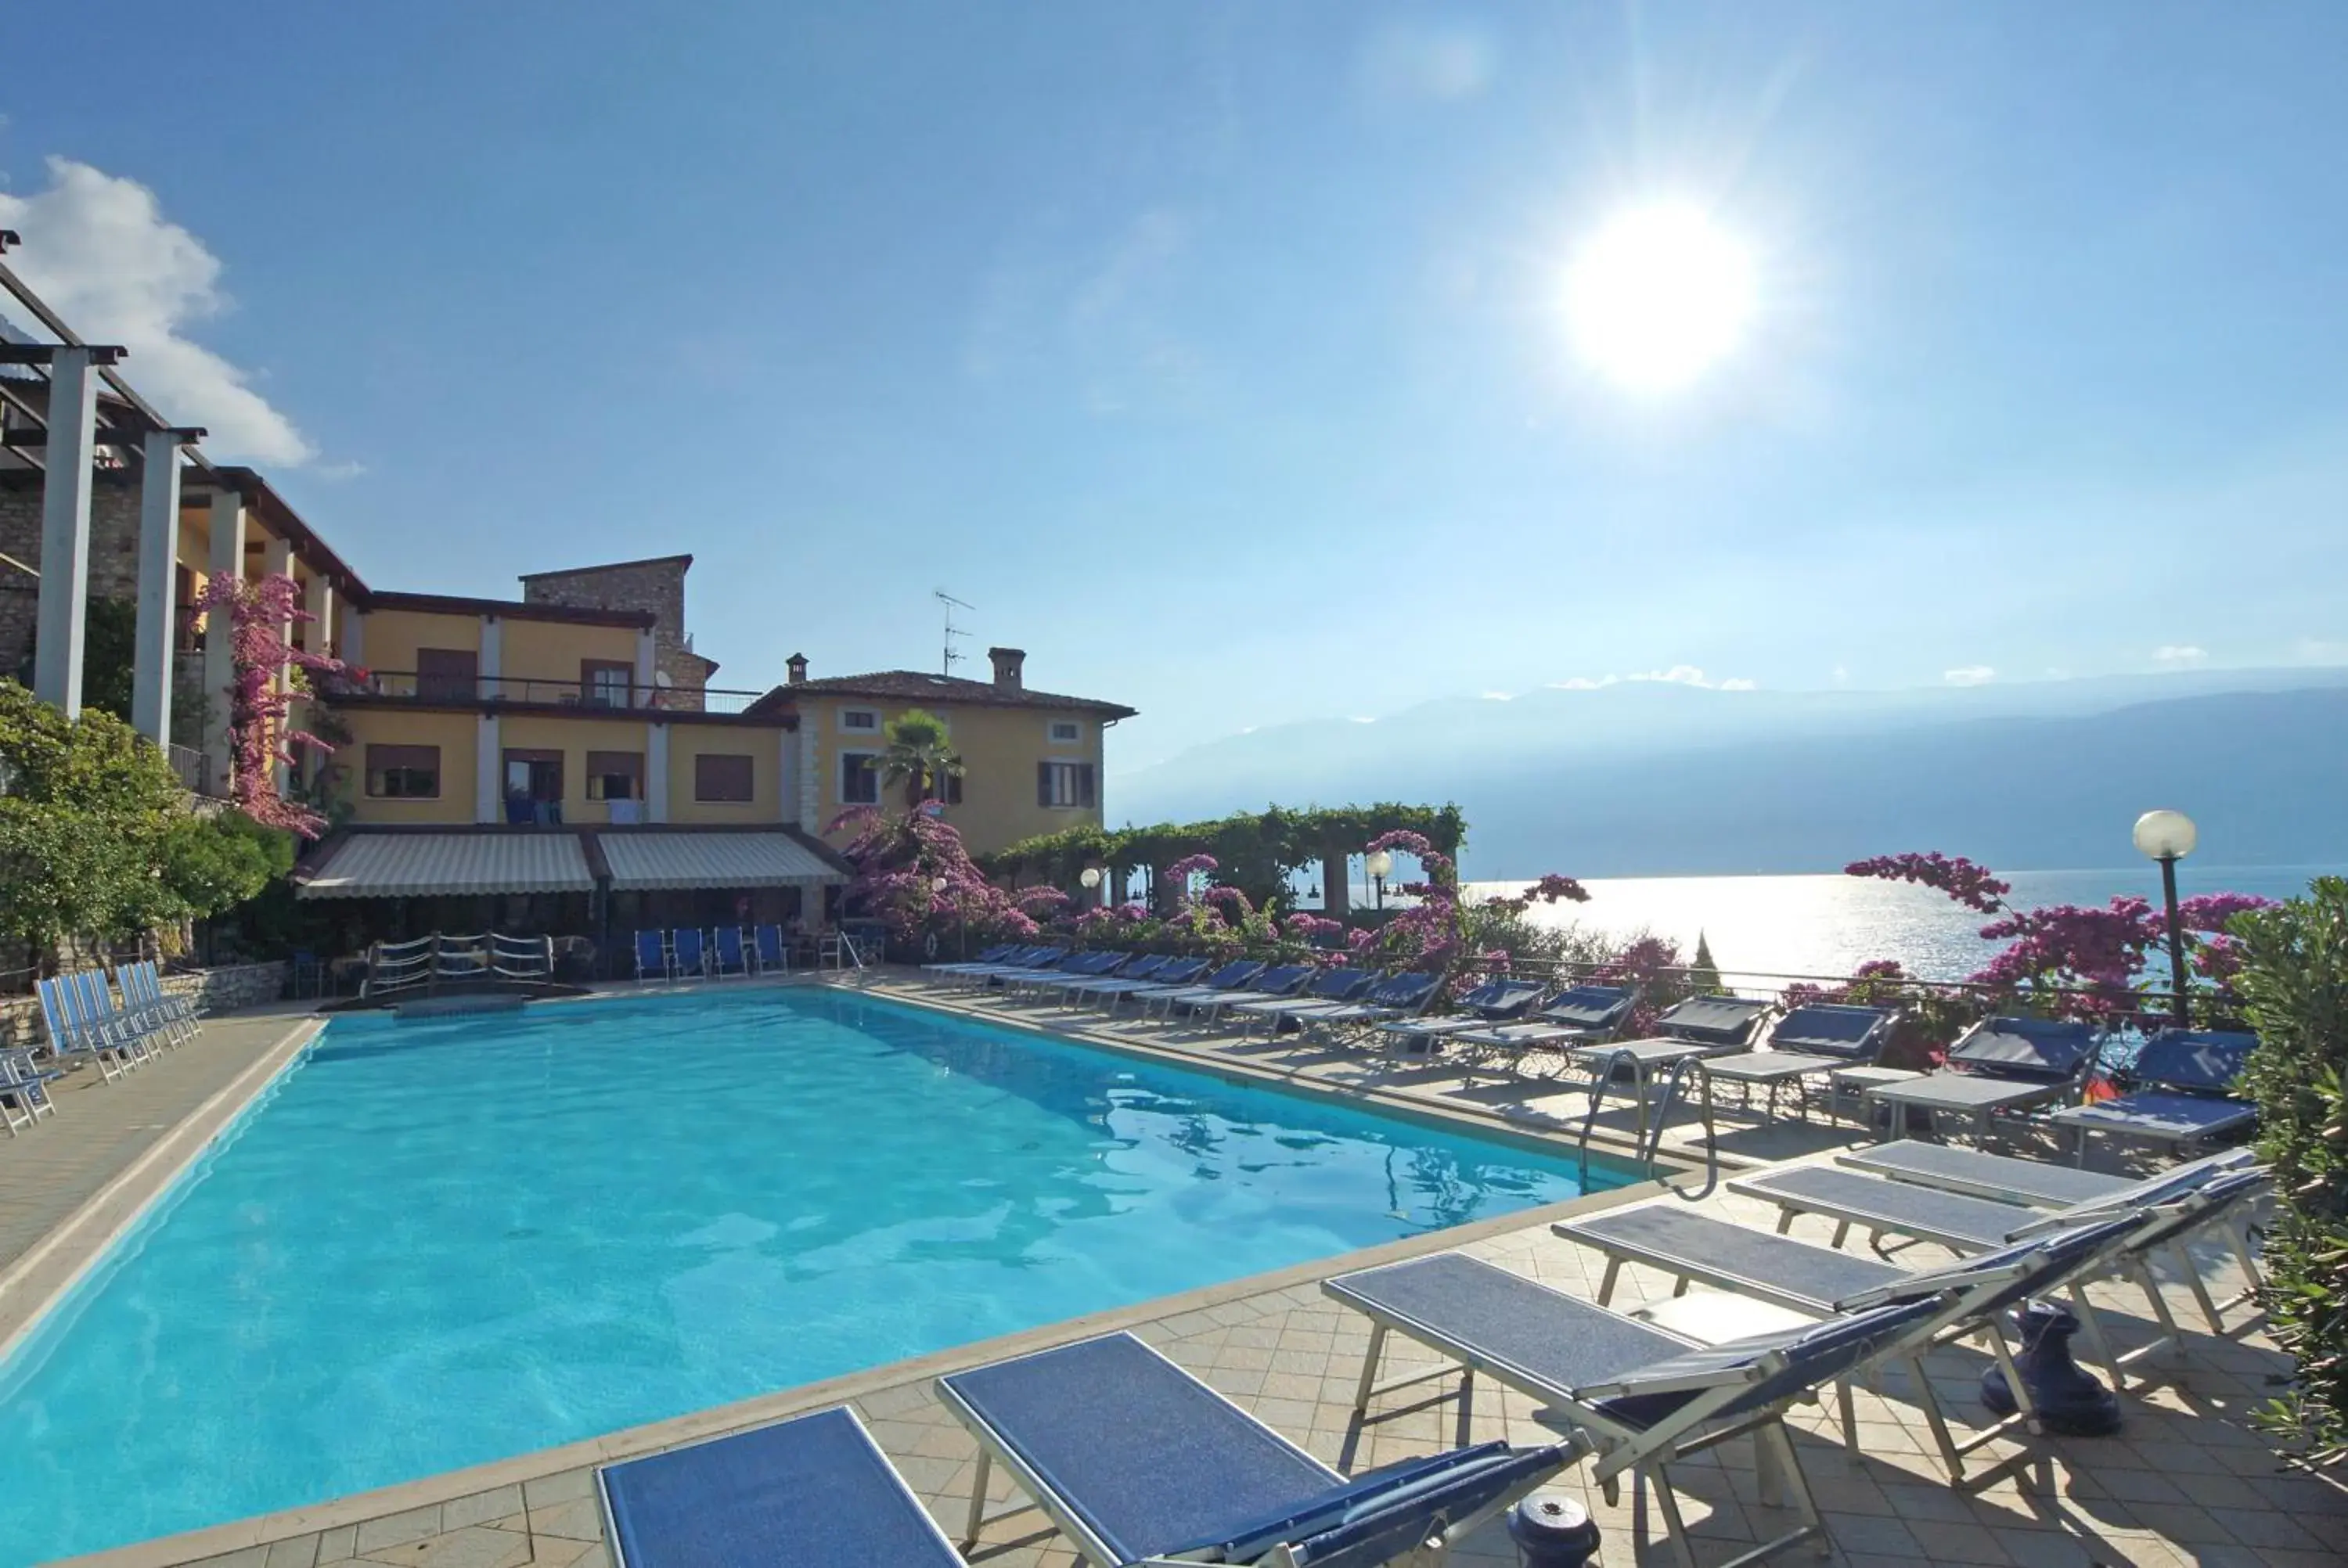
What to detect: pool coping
<box><xmin>42</xmin><ymin>973</ymin><xmax>1700</xmax><ymax>1567</ymax></box>
<box><xmin>0</xmin><ymin>1016</ymin><xmax>323</xmax><ymax>1364</ymax></box>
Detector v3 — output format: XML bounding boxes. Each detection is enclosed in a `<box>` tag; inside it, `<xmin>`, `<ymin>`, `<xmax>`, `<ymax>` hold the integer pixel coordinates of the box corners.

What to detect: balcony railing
<box><xmin>330</xmin><ymin>671</ymin><xmax>766</xmax><ymax>716</ymax></box>
<box><xmin>166</xmin><ymin>743</ymin><xmax>229</xmax><ymax>798</ymax></box>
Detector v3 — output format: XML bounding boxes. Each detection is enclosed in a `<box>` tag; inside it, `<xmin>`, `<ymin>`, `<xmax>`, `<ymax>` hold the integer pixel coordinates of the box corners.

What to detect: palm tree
<box><xmin>878</xmin><ymin>708</ymin><xmax>966</xmax><ymax>811</ymax></box>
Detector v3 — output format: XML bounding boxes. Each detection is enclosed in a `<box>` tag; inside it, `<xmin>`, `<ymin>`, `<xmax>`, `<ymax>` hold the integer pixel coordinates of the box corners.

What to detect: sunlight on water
<box><xmin>1468</xmin><ymin>865</ymin><xmax>2343</xmax><ymax>981</ymax></box>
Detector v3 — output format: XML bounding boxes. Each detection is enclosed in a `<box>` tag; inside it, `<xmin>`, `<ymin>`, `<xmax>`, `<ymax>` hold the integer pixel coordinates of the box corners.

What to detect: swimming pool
<box><xmin>0</xmin><ymin>987</ymin><xmax>1631</xmax><ymax>1563</ymax></box>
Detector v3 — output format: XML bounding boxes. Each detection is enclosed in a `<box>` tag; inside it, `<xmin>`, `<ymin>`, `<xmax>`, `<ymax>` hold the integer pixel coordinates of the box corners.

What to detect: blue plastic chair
<box><xmin>669</xmin><ymin>928</ymin><xmax>708</xmax><ymax>980</ymax></box>
<box><xmin>633</xmin><ymin>930</ymin><xmax>668</xmax><ymax>984</ymax></box>
<box><xmin>712</xmin><ymin>926</ymin><xmax>749</xmax><ymax>980</ymax></box>
<box><xmin>752</xmin><ymin>924</ymin><xmax>788</xmax><ymax>974</ymax></box>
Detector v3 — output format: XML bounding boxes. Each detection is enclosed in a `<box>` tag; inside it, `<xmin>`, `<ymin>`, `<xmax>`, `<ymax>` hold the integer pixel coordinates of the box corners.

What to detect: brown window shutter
<box><xmin>1079</xmin><ymin>764</ymin><xmax>1097</xmax><ymax>808</ymax></box>
<box><xmin>367</xmin><ymin>743</ymin><xmax>440</xmax><ymax>771</ymax></box>
<box><xmin>1038</xmin><ymin>761</ymin><xmax>1052</xmax><ymax>807</ymax></box>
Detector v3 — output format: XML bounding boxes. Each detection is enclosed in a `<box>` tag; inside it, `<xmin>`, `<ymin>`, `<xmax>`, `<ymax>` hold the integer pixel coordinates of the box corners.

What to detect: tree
<box><xmin>877</xmin><ymin>708</ymin><xmax>965</xmax><ymax>811</ymax></box>
<box><xmin>12</xmin><ymin>596</ymin><xmax>140</xmax><ymax>722</ymax></box>
<box><xmin>1689</xmin><ymin>931</ymin><xmax>1723</xmax><ymax>993</ymax></box>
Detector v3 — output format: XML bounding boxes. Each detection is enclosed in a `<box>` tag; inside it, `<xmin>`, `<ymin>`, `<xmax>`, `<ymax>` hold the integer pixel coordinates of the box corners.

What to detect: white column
<box><xmin>798</xmin><ymin>725</ymin><xmax>820</xmax><ymax>831</ymax></box>
<box><xmin>633</xmin><ymin>628</ymin><xmax>657</xmax><ymax>706</ymax></box>
<box><xmin>303</xmin><ymin>573</ymin><xmax>334</xmax><ymax>660</ymax></box>
<box><xmin>777</xmin><ymin>727</ymin><xmax>799</xmax><ymax>825</ymax></box>
<box><xmin>32</xmin><ymin>347</ymin><xmax>99</xmax><ymax>716</ymax></box>
<box><xmin>131</xmin><ymin>430</ymin><xmax>184</xmax><ymax>743</ymax></box>
<box><xmin>202</xmin><ymin>491</ymin><xmax>247</xmax><ymax>785</ymax></box>
<box><xmin>340</xmin><ymin>606</ymin><xmax>366</xmax><ymax>667</ymax></box>
<box><xmin>262</xmin><ymin>537</ymin><xmax>294</xmax><ymax>792</ymax></box>
<box><xmin>646</xmin><ymin>721</ymin><xmax>671</xmax><ymax>822</ymax></box>
<box><xmin>477</xmin><ymin>713</ymin><xmax>502</xmax><ymax>823</ymax></box>
<box><xmin>479</xmin><ymin>614</ymin><xmax>502</xmax><ymax>694</ymax></box>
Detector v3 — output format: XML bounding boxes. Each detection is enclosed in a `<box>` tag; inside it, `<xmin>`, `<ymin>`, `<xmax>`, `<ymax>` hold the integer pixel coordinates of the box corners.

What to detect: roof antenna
<box><xmin>935</xmin><ymin>588</ymin><xmax>974</xmax><ymax>676</ymax></box>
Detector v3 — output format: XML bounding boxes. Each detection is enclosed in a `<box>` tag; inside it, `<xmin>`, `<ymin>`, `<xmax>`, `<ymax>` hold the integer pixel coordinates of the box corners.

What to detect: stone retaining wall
<box><xmin>1</xmin><ymin>961</ymin><xmax>290</xmax><ymax>1048</ymax></box>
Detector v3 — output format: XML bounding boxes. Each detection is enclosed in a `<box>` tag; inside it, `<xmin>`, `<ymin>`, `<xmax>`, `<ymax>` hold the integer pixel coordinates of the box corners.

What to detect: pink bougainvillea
<box><xmin>828</xmin><ymin>806</ymin><xmax>1038</xmax><ymax>944</ymax></box>
<box><xmin>191</xmin><ymin>571</ymin><xmax>344</xmax><ymax>838</ymax></box>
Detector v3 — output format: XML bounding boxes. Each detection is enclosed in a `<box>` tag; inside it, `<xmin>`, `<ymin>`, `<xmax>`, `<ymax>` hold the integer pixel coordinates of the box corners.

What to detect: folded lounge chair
<box><xmin>2047</xmin><ymin>1028</ymin><xmax>2260</xmax><ymax>1162</ymax></box>
<box><xmin>712</xmin><ymin>926</ymin><xmax>751</xmax><ymax>980</ymax></box>
<box><xmin>937</xmin><ymin>1330</ymin><xmax>1583</xmax><ymax>1568</ymax></box>
<box><xmin>669</xmin><ymin>928</ymin><xmax>710</xmax><ymax>981</ymax></box>
<box><xmin>600</xmin><ymin>1404</ymin><xmax>963</xmax><ymax>1568</ymax></box>
<box><xmin>1728</xmin><ymin>1159</ymin><xmax>2271</xmax><ymax>1386</ymax></box>
<box><xmin>633</xmin><ymin>930</ymin><xmax>668</xmax><ymax>984</ymax></box>
<box><xmin>1859</xmin><ymin>1016</ymin><xmax>2103</xmax><ymax>1142</ymax></box>
<box><xmin>1554</xmin><ymin>1203</ymin><xmax>2146</xmax><ymax>1487</ymax></box>
<box><xmin>1324</xmin><ymin>1252</ymin><xmax>1945</xmax><ymax>1567</ymax></box>
<box><xmin>1446</xmin><ymin>982</ymin><xmax>1641</xmax><ymax>1082</ymax></box>
<box><xmin>1376</xmin><ymin>976</ymin><xmax>1549</xmax><ymax>1053</ymax></box>
<box><xmin>1702</xmin><ymin>1003</ymin><xmax>1898</xmax><ymax>1124</ymax></box>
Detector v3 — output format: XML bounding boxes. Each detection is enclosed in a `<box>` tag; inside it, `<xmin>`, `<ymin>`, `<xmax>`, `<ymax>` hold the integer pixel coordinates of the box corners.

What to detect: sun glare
<box><xmin>1565</xmin><ymin>203</ymin><xmax>1756</xmax><ymax>394</ymax></box>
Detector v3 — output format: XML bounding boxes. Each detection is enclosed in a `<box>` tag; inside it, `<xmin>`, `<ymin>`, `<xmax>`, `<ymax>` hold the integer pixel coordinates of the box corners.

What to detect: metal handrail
<box><xmin>333</xmin><ymin>671</ymin><xmax>767</xmax><ymax>716</ymax></box>
<box><xmin>1574</xmin><ymin>1046</ymin><xmax>1638</xmax><ymax>1190</ymax></box>
<box><xmin>1644</xmin><ymin>1056</ymin><xmax>1720</xmax><ymax>1197</ymax></box>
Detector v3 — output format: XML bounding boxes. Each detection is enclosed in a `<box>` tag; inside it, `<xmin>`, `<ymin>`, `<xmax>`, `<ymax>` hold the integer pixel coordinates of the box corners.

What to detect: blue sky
<box><xmin>4</xmin><ymin>2</ymin><xmax>2345</xmax><ymax>768</ymax></box>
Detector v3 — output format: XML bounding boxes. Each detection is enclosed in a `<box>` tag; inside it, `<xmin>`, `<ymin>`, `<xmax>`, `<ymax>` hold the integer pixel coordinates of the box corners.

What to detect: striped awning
<box><xmin>600</xmin><ymin>831</ymin><xmax>846</xmax><ymax>891</ymax></box>
<box><xmin>298</xmin><ymin>833</ymin><xmax>596</xmax><ymax>900</ymax></box>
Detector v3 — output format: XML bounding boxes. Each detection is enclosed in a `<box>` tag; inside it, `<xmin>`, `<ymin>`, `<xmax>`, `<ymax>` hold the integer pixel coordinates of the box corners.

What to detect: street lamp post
<box><xmin>1079</xmin><ymin>865</ymin><xmax>1104</xmax><ymax>908</ymax></box>
<box><xmin>2132</xmin><ymin>809</ymin><xmax>2198</xmax><ymax>1030</ymax></box>
<box><xmin>1365</xmin><ymin>850</ymin><xmax>1393</xmax><ymax>912</ymax></box>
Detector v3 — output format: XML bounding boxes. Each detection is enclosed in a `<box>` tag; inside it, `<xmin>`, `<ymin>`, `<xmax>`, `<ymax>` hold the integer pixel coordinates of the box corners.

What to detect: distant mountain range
<box><xmin>1112</xmin><ymin>669</ymin><xmax>2348</xmax><ymax>876</ymax></box>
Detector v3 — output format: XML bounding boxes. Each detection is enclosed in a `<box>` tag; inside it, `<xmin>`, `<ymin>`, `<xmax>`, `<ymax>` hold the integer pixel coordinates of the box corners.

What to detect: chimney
<box><xmin>786</xmin><ymin>653</ymin><xmax>808</xmax><ymax>686</ymax></box>
<box><xmin>989</xmin><ymin>646</ymin><xmax>1025</xmax><ymax>691</ymax></box>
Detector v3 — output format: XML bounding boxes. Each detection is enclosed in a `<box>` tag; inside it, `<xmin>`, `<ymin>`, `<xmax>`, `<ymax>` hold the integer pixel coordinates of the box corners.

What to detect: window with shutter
<box><xmin>365</xmin><ymin>744</ymin><xmax>441</xmax><ymax>799</ymax></box>
<box><xmin>696</xmin><ymin>753</ymin><xmax>756</xmax><ymax>802</ymax></box>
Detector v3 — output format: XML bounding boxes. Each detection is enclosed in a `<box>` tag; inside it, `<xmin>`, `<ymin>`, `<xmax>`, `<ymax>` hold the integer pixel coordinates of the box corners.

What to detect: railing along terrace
<box><xmin>165</xmin><ymin>743</ymin><xmax>220</xmax><ymax>797</ymax></box>
<box><xmin>341</xmin><ymin>671</ymin><xmax>764</xmax><ymax>716</ymax></box>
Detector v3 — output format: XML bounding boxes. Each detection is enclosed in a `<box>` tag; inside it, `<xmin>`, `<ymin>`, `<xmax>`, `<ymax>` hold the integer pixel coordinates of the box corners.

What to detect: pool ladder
<box><xmin>1574</xmin><ymin>1049</ymin><xmax>1718</xmax><ymax>1197</ymax></box>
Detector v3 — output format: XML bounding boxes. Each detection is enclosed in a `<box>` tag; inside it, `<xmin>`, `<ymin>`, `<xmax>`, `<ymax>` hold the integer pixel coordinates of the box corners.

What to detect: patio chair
<box><xmin>130</xmin><ymin>961</ymin><xmax>203</xmax><ymax>1041</ymax></box>
<box><xmin>1446</xmin><ymin>982</ymin><xmax>1641</xmax><ymax>1083</ymax></box>
<box><xmin>1116</xmin><ymin>958</ymin><xmax>1265</xmax><ymax>1016</ymax></box>
<box><xmin>1702</xmin><ymin>1003</ymin><xmax>1900</xmax><ymax>1124</ymax></box>
<box><xmin>1376</xmin><ymin>976</ymin><xmax>1550</xmax><ymax>1053</ymax></box>
<box><xmin>751</xmin><ymin>923</ymin><xmax>790</xmax><ymax>975</ymax></box>
<box><xmin>66</xmin><ymin>971</ymin><xmax>160</xmax><ymax>1069</ymax></box>
<box><xmin>1069</xmin><ymin>955</ymin><xmax>1209</xmax><ymax>1009</ymax></box>
<box><xmin>1293</xmin><ymin>970</ymin><xmax>1445</xmax><ymax>1042</ymax></box>
<box><xmin>1728</xmin><ymin>1159</ymin><xmax>2271</xmax><ymax>1386</ymax></box>
<box><xmin>600</xmin><ymin>1404</ymin><xmax>963</xmax><ymax>1568</ymax></box>
<box><xmin>34</xmin><ymin>979</ymin><xmax>131</xmax><ymax>1083</ymax></box>
<box><xmin>2046</xmin><ymin>1028</ymin><xmax>2260</xmax><ymax>1162</ymax></box>
<box><xmin>669</xmin><ymin>928</ymin><xmax>710</xmax><ymax>982</ymax></box>
<box><xmin>632</xmin><ymin>930</ymin><xmax>668</xmax><ymax>984</ymax></box>
<box><xmin>936</xmin><ymin>1330</ymin><xmax>1583</xmax><ymax>1568</ymax></box>
<box><xmin>1858</xmin><ymin>1016</ymin><xmax>2105</xmax><ymax>1142</ymax></box>
<box><xmin>1226</xmin><ymin>966</ymin><xmax>1381</xmax><ymax>1035</ymax></box>
<box><xmin>1552</xmin><ymin>1204</ymin><xmax>2147</xmax><ymax>1488</ymax></box>
<box><xmin>711</xmin><ymin>926</ymin><xmax>751</xmax><ymax>980</ymax></box>
<box><xmin>1324</xmin><ymin>1251</ymin><xmax>1946</xmax><ymax>1567</ymax></box>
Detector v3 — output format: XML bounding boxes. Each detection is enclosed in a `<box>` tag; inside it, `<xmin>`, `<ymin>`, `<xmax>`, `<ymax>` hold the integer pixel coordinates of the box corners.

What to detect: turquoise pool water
<box><xmin>0</xmin><ymin>987</ymin><xmax>1625</xmax><ymax>1563</ymax></box>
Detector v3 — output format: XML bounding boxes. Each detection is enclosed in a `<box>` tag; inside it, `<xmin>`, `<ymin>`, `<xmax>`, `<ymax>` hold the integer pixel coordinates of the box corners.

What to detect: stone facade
<box><xmin>0</xmin><ymin>960</ymin><xmax>290</xmax><ymax>1048</ymax></box>
<box><xmin>0</xmin><ymin>469</ymin><xmax>153</xmax><ymax>678</ymax></box>
<box><xmin>518</xmin><ymin>555</ymin><xmax>711</xmax><ymax>696</ymax></box>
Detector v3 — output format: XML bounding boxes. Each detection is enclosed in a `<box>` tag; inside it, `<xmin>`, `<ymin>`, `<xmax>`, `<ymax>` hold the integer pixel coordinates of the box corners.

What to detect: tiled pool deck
<box><xmin>10</xmin><ymin>973</ymin><xmax>2343</xmax><ymax>1568</ymax></box>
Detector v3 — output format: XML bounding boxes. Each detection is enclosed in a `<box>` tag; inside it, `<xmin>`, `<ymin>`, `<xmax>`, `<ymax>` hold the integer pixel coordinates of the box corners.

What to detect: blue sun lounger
<box><xmin>633</xmin><ymin>930</ymin><xmax>668</xmax><ymax>984</ymax></box>
<box><xmin>1067</xmin><ymin>955</ymin><xmax>1208</xmax><ymax>1007</ymax></box>
<box><xmin>1119</xmin><ymin>958</ymin><xmax>1266</xmax><ymax>1016</ymax></box>
<box><xmin>1300</xmin><ymin>970</ymin><xmax>1444</xmax><ymax>1040</ymax></box>
<box><xmin>1702</xmin><ymin>1003</ymin><xmax>1900</xmax><ymax>1123</ymax></box>
<box><xmin>600</xmin><ymin>1404</ymin><xmax>962</xmax><ymax>1568</ymax></box>
<box><xmin>1446</xmin><ymin>983</ymin><xmax>1642</xmax><ymax>1082</ymax></box>
<box><xmin>1046</xmin><ymin>951</ymin><xmax>1172</xmax><ymax>1001</ymax></box>
<box><xmin>1226</xmin><ymin>966</ymin><xmax>1380</xmax><ymax>1034</ymax></box>
<box><xmin>1554</xmin><ymin>1204</ymin><xmax>2145</xmax><ymax>1487</ymax></box>
<box><xmin>921</xmin><ymin>941</ymin><xmax>1018</xmax><ymax>974</ymax></box>
<box><xmin>1860</xmin><ymin>1016</ymin><xmax>2104</xmax><ymax>1142</ymax></box>
<box><xmin>2047</xmin><ymin>1028</ymin><xmax>2260</xmax><ymax>1162</ymax></box>
<box><xmin>1152</xmin><ymin>962</ymin><xmax>1314</xmax><ymax>1024</ymax></box>
<box><xmin>937</xmin><ymin>1331</ymin><xmax>1583</xmax><ymax>1568</ymax></box>
<box><xmin>1325</xmin><ymin>1253</ymin><xmax>1944</xmax><ymax>1567</ymax></box>
<box><xmin>1376</xmin><ymin>976</ymin><xmax>1549</xmax><ymax>1053</ymax></box>
<box><xmin>2</xmin><ymin>1049</ymin><xmax>62</xmax><ymax>1134</ymax></box>
<box><xmin>1003</xmin><ymin>949</ymin><xmax>1129</xmax><ymax>999</ymax></box>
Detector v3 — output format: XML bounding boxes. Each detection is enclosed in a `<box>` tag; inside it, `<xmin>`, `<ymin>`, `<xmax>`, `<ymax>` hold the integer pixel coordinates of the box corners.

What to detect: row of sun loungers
<box><xmin>11</xmin><ymin>961</ymin><xmax>207</xmax><ymax>1133</ymax></box>
<box><xmin>595</xmin><ymin>1140</ymin><xmax>2267</xmax><ymax>1566</ymax></box>
<box><xmin>920</xmin><ymin>948</ymin><xmax>2266</xmax><ymax>1160</ymax></box>
<box><xmin>633</xmin><ymin>925</ymin><xmax>793</xmax><ymax>984</ymax></box>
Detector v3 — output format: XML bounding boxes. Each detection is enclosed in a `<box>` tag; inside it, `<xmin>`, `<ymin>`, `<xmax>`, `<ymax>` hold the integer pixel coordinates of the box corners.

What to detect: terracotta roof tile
<box><xmin>751</xmin><ymin>670</ymin><xmax>1136</xmax><ymax>717</ymax></box>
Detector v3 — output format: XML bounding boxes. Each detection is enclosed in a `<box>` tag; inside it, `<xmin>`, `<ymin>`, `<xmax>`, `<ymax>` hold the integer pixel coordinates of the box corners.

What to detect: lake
<box><xmin>1460</xmin><ymin>865</ymin><xmax>2342</xmax><ymax>982</ymax></box>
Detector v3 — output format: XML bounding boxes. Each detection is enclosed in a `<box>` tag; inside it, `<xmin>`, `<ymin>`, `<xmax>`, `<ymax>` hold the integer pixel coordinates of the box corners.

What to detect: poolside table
<box><xmin>1860</xmin><ymin>1073</ymin><xmax>2073</xmax><ymax>1142</ymax></box>
<box><xmin>1829</xmin><ymin>1066</ymin><xmax>1921</xmax><ymax>1129</ymax></box>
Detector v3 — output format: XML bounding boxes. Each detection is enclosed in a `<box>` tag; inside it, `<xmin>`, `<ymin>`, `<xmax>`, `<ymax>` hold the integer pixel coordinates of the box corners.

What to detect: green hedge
<box><xmin>2232</xmin><ymin>876</ymin><xmax>2348</xmax><ymax>1469</ymax></box>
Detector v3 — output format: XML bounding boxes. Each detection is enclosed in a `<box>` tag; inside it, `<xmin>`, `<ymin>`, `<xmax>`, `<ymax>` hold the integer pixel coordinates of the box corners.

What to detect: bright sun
<box><xmin>1565</xmin><ymin>203</ymin><xmax>1756</xmax><ymax>394</ymax></box>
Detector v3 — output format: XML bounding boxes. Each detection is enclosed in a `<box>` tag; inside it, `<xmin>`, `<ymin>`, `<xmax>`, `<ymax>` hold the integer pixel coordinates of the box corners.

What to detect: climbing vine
<box><xmin>189</xmin><ymin>572</ymin><xmax>345</xmax><ymax>838</ymax></box>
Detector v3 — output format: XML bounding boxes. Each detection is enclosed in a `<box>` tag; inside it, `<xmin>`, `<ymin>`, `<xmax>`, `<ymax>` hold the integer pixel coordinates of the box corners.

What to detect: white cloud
<box><xmin>1718</xmin><ymin>677</ymin><xmax>1759</xmax><ymax>692</ymax></box>
<box><xmin>1358</xmin><ymin>21</ymin><xmax>1495</xmax><ymax>104</ymax></box>
<box><xmin>2152</xmin><ymin>645</ymin><xmax>2207</xmax><ymax>666</ymax></box>
<box><xmin>1546</xmin><ymin>665</ymin><xmax>1755</xmax><ymax>692</ymax></box>
<box><xmin>1831</xmin><ymin>665</ymin><xmax>1850</xmax><ymax>686</ymax></box>
<box><xmin>1944</xmin><ymin>665</ymin><xmax>1997</xmax><ymax>686</ymax></box>
<box><xmin>0</xmin><ymin>157</ymin><xmax>314</xmax><ymax>464</ymax></box>
<box><xmin>2296</xmin><ymin>638</ymin><xmax>2348</xmax><ymax>664</ymax></box>
<box><xmin>1479</xmin><ymin>690</ymin><xmax>1514</xmax><ymax>701</ymax></box>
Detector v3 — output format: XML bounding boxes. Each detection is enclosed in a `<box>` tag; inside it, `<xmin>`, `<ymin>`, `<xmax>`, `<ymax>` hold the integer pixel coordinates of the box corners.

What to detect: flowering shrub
<box><xmin>1846</xmin><ymin>851</ymin><xmax>2273</xmax><ymax>1022</ymax></box>
<box><xmin>829</xmin><ymin>806</ymin><xmax>1039</xmax><ymax>947</ymax></box>
<box><xmin>193</xmin><ymin>573</ymin><xmax>346</xmax><ymax>838</ymax></box>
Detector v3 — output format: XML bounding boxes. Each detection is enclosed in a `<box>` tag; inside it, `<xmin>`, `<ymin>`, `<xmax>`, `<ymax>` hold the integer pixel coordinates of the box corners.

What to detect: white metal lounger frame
<box><xmin>1332</xmin><ymin>1279</ymin><xmax>1943</xmax><ymax>1568</ymax></box>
